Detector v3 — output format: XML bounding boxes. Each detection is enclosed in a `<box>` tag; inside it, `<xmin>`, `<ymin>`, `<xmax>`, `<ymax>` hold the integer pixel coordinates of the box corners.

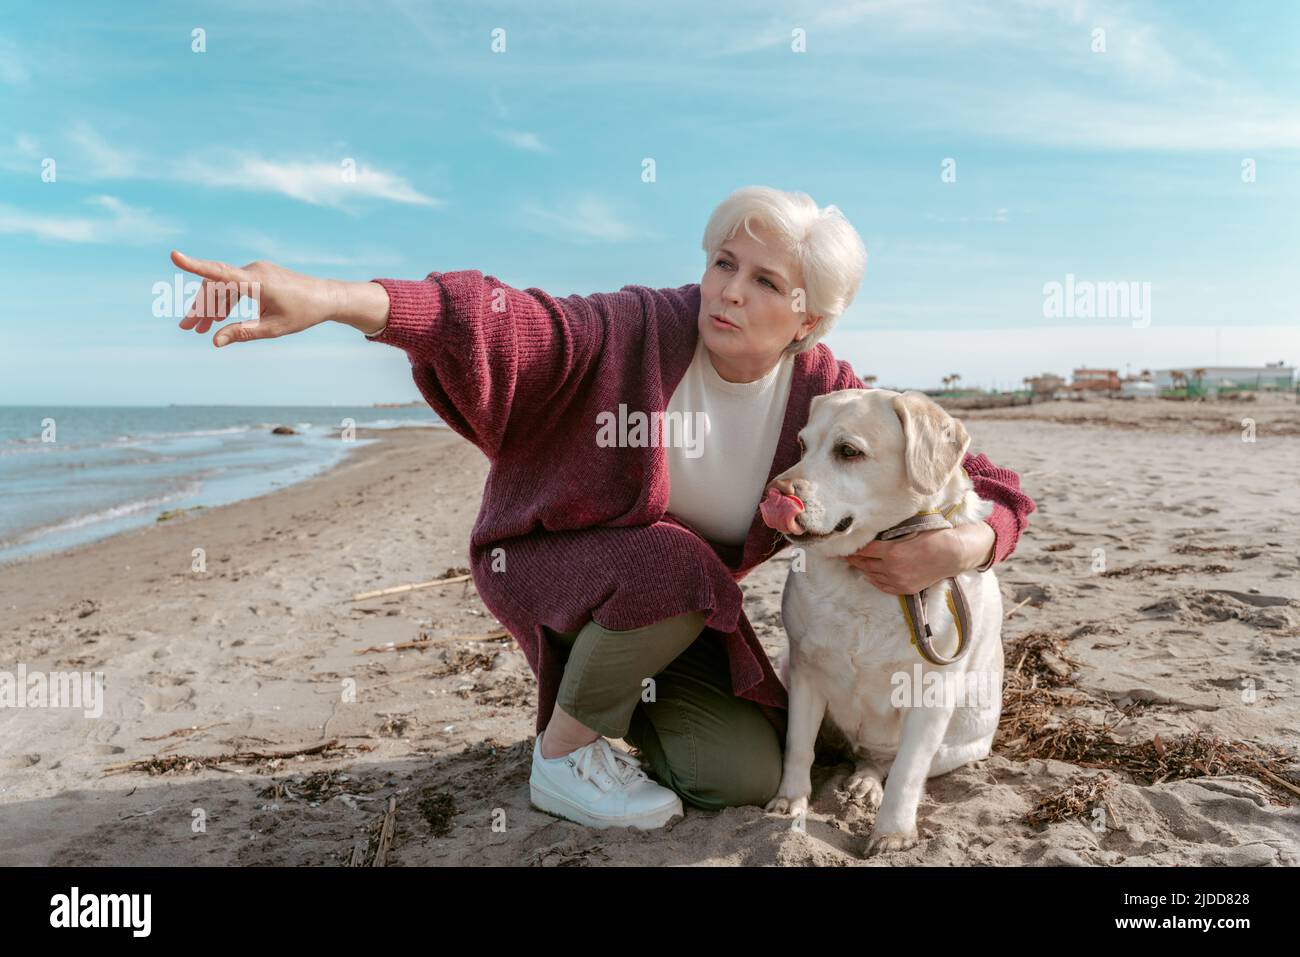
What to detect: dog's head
<box><xmin>760</xmin><ymin>389</ymin><xmax>971</xmax><ymax>555</ymax></box>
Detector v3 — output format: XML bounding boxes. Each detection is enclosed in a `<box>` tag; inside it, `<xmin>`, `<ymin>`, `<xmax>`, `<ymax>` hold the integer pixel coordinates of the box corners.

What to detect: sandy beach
<box><xmin>2</xmin><ymin>397</ymin><xmax>1298</xmax><ymax>867</ymax></box>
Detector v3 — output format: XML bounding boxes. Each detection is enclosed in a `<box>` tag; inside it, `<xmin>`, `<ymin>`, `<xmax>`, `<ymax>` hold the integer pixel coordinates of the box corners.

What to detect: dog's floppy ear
<box><xmin>891</xmin><ymin>390</ymin><xmax>971</xmax><ymax>495</ymax></box>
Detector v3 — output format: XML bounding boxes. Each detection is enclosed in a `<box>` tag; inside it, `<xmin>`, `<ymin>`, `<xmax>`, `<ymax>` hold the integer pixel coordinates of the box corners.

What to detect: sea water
<box><xmin>0</xmin><ymin>405</ymin><xmax>440</xmax><ymax>565</ymax></box>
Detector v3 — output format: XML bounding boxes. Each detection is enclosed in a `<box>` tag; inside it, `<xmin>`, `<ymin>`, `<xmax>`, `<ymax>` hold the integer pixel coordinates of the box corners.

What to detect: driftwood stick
<box><xmin>102</xmin><ymin>738</ymin><xmax>341</xmax><ymax>774</ymax></box>
<box><xmin>372</xmin><ymin>796</ymin><xmax>398</xmax><ymax>867</ymax></box>
<box><xmin>347</xmin><ymin>842</ymin><xmax>368</xmax><ymax>867</ymax></box>
<box><xmin>1003</xmin><ymin>596</ymin><xmax>1034</xmax><ymax>620</ymax></box>
<box><xmin>354</xmin><ymin>630</ymin><xmax>509</xmax><ymax>655</ymax></box>
<box><xmin>351</xmin><ymin>575</ymin><xmax>472</xmax><ymax>602</ymax></box>
<box><xmin>1251</xmin><ymin>765</ymin><xmax>1300</xmax><ymax>799</ymax></box>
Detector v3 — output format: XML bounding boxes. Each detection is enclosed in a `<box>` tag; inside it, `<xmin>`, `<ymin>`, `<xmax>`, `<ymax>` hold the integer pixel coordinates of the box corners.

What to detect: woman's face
<box><xmin>698</xmin><ymin>223</ymin><xmax>822</xmax><ymax>382</ymax></box>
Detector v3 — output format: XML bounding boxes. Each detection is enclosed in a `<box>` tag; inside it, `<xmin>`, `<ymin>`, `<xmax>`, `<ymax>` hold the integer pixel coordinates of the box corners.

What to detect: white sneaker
<box><xmin>530</xmin><ymin>735</ymin><xmax>683</xmax><ymax>830</ymax></box>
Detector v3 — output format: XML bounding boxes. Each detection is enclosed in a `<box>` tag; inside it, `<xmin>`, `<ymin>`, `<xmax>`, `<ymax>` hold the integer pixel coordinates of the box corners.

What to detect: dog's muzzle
<box><xmin>759</xmin><ymin>488</ymin><xmax>853</xmax><ymax>539</ymax></box>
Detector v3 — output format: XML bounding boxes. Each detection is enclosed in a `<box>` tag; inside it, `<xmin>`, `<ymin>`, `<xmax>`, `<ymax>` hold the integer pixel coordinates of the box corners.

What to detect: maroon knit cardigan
<box><xmin>365</xmin><ymin>270</ymin><xmax>1036</xmax><ymax>739</ymax></box>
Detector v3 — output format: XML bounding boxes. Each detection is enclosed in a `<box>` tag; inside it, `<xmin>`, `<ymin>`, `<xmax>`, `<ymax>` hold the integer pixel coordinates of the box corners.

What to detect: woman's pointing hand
<box><xmin>172</xmin><ymin>250</ymin><xmax>346</xmax><ymax>347</ymax></box>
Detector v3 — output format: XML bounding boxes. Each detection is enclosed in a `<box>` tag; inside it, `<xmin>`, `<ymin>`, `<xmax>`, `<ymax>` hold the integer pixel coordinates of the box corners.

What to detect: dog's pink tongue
<box><xmin>760</xmin><ymin>488</ymin><xmax>804</xmax><ymax>534</ymax></box>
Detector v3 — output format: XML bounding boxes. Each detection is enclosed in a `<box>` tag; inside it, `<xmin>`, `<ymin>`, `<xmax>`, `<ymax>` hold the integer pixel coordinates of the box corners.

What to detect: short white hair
<box><xmin>701</xmin><ymin>186</ymin><xmax>868</xmax><ymax>355</ymax></box>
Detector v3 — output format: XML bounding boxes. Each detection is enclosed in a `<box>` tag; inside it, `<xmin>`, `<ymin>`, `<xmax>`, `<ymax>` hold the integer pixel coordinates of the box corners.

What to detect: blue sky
<box><xmin>2</xmin><ymin>0</ymin><xmax>1297</xmax><ymax>403</ymax></box>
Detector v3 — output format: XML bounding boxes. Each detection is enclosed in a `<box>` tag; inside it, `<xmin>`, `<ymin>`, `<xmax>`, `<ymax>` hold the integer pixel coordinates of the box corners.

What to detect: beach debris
<box><xmin>353</xmin><ymin>628</ymin><xmax>509</xmax><ymax>654</ymax></box>
<box><xmin>1172</xmin><ymin>542</ymin><xmax>1261</xmax><ymax>558</ymax></box>
<box><xmin>102</xmin><ymin>738</ymin><xmax>356</xmax><ymax>776</ymax></box>
<box><xmin>373</xmin><ymin>797</ymin><xmax>399</xmax><ymax>866</ymax></box>
<box><xmin>345</xmin><ymin>794</ymin><xmax>401</xmax><ymax>866</ymax></box>
<box><xmin>430</xmin><ymin>647</ymin><xmax>500</xmax><ymax>677</ymax></box>
<box><xmin>350</xmin><ymin>566</ymin><xmax>473</xmax><ymax>601</ymax></box>
<box><xmin>1003</xmin><ymin>595</ymin><xmax>1034</xmax><ymax>620</ymax></box>
<box><xmin>417</xmin><ymin>790</ymin><xmax>458</xmax><ymax>837</ymax></box>
<box><xmin>259</xmin><ymin>769</ymin><xmax>378</xmax><ymax>806</ymax></box>
<box><xmin>472</xmin><ymin>673</ymin><xmax>534</xmax><ymax>707</ymax></box>
<box><xmin>1100</xmin><ymin>562</ymin><xmax>1231</xmax><ymax>579</ymax></box>
<box><xmin>996</xmin><ymin>631</ymin><xmax>1299</xmax><ymax>803</ymax></box>
<box><xmin>1025</xmin><ymin>775</ymin><xmax>1117</xmax><ymax>828</ymax></box>
<box><xmin>156</xmin><ymin>505</ymin><xmax>207</xmax><ymax>522</ymax></box>
<box><xmin>377</xmin><ymin>713</ymin><xmax>411</xmax><ymax>737</ymax></box>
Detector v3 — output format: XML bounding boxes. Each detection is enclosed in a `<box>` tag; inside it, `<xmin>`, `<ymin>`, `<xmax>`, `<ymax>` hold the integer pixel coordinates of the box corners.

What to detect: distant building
<box><xmin>1025</xmin><ymin>372</ymin><xmax>1065</xmax><ymax>397</ymax></box>
<box><xmin>1152</xmin><ymin>364</ymin><xmax>1295</xmax><ymax>393</ymax></box>
<box><xmin>1120</xmin><ymin>380</ymin><xmax>1158</xmax><ymax>399</ymax></box>
<box><xmin>1069</xmin><ymin>368</ymin><xmax>1122</xmax><ymax>395</ymax></box>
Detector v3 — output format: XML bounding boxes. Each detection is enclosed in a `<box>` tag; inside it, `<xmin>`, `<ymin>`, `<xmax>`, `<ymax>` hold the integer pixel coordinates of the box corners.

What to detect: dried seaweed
<box><xmin>102</xmin><ymin>738</ymin><xmax>361</xmax><ymax>776</ymax></box>
<box><xmin>1099</xmin><ymin>563</ymin><xmax>1231</xmax><ymax>579</ymax></box>
<box><xmin>1025</xmin><ymin>775</ymin><xmax>1117</xmax><ymax>827</ymax></box>
<box><xmin>996</xmin><ymin>631</ymin><xmax>1298</xmax><ymax>804</ymax></box>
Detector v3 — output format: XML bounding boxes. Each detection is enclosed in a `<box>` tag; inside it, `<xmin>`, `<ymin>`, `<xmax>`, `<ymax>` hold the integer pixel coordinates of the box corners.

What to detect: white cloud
<box><xmin>494</xmin><ymin>129</ymin><xmax>551</xmax><ymax>153</ymax></box>
<box><xmin>0</xmin><ymin>124</ymin><xmax>440</xmax><ymax>209</ymax></box>
<box><xmin>173</xmin><ymin>153</ymin><xmax>441</xmax><ymax>209</ymax></box>
<box><xmin>0</xmin><ymin>195</ymin><xmax>179</xmax><ymax>244</ymax></box>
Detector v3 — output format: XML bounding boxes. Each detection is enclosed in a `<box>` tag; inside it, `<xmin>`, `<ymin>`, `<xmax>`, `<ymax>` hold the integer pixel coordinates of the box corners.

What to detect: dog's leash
<box><xmin>874</xmin><ymin>502</ymin><xmax>974</xmax><ymax>666</ymax></box>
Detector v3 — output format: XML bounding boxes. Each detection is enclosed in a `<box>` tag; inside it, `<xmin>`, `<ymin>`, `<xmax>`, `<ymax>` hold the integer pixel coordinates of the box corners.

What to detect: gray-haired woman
<box><xmin>173</xmin><ymin>186</ymin><xmax>1034</xmax><ymax>830</ymax></box>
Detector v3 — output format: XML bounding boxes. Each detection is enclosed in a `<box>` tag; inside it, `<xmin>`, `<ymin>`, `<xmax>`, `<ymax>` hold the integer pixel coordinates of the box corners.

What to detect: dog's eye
<box><xmin>838</xmin><ymin>444</ymin><xmax>862</xmax><ymax>458</ymax></box>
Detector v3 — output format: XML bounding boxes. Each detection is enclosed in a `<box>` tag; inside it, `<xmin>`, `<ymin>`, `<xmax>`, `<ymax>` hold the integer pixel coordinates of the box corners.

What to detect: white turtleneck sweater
<box><xmin>664</xmin><ymin>337</ymin><xmax>797</xmax><ymax>547</ymax></box>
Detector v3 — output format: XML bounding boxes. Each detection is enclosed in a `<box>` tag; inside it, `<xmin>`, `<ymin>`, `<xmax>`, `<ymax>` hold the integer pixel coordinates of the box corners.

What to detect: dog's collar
<box><xmin>875</xmin><ymin>501</ymin><xmax>973</xmax><ymax>667</ymax></box>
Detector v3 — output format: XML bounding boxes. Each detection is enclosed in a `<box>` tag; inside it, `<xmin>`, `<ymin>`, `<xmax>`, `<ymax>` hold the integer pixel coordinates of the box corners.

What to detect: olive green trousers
<box><xmin>544</xmin><ymin>610</ymin><xmax>783</xmax><ymax>811</ymax></box>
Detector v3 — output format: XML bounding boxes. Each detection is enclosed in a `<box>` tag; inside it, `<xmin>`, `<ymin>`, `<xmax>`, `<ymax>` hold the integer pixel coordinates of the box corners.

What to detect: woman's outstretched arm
<box><xmin>172</xmin><ymin>250</ymin><xmax>677</xmax><ymax>460</ymax></box>
<box><xmin>351</xmin><ymin>269</ymin><xmax>614</xmax><ymax>459</ymax></box>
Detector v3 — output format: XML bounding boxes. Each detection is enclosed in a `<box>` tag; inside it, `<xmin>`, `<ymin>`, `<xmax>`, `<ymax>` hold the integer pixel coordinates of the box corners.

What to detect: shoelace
<box><xmin>571</xmin><ymin>739</ymin><xmax>648</xmax><ymax>792</ymax></box>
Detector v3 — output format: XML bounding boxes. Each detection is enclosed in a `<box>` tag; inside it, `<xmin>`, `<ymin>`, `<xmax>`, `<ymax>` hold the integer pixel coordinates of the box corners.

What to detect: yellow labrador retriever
<box><xmin>758</xmin><ymin>389</ymin><xmax>1004</xmax><ymax>856</ymax></box>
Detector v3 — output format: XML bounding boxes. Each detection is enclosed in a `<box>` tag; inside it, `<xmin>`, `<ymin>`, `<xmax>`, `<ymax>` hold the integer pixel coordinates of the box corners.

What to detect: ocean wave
<box><xmin>0</xmin><ymin>480</ymin><xmax>204</xmax><ymax>549</ymax></box>
<box><xmin>0</xmin><ymin>424</ymin><xmax>258</xmax><ymax>456</ymax></box>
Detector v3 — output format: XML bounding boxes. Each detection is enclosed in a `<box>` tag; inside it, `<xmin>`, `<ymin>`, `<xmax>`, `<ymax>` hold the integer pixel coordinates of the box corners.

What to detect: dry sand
<box><xmin>2</xmin><ymin>398</ymin><xmax>1298</xmax><ymax>866</ymax></box>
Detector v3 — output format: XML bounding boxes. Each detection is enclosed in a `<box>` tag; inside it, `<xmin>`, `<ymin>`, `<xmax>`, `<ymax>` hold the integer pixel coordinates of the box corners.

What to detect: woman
<box><xmin>173</xmin><ymin>186</ymin><xmax>1036</xmax><ymax>831</ymax></box>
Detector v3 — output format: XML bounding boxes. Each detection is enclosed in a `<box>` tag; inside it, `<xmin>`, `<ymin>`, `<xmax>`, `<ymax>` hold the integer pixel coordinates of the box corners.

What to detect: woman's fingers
<box><xmin>213</xmin><ymin>318</ymin><xmax>273</xmax><ymax>348</ymax></box>
<box><xmin>186</xmin><ymin>280</ymin><xmax>244</xmax><ymax>334</ymax></box>
<box><xmin>171</xmin><ymin>249</ymin><xmax>245</xmax><ymax>283</ymax></box>
<box><xmin>172</xmin><ymin>250</ymin><xmax>255</xmax><ymax>332</ymax></box>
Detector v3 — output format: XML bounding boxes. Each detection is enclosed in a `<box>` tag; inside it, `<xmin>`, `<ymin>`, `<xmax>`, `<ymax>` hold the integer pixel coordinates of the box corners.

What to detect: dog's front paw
<box><xmin>765</xmin><ymin>792</ymin><xmax>810</xmax><ymax>817</ymax></box>
<box><xmin>843</xmin><ymin>770</ymin><xmax>884</xmax><ymax>810</ymax></box>
<box><xmin>864</xmin><ymin>826</ymin><xmax>919</xmax><ymax>857</ymax></box>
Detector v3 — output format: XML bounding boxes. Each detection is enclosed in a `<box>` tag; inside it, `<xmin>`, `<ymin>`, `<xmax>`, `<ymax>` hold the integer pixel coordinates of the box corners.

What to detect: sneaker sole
<box><xmin>529</xmin><ymin>780</ymin><xmax>682</xmax><ymax>830</ymax></box>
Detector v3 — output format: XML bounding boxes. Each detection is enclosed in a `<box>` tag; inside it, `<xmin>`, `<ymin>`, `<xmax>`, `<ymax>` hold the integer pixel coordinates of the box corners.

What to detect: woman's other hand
<box><xmin>843</xmin><ymin>524</ymin><xmax>994</xmax><ymax>595</ymax></box>
<box><xmin>172</xmin><ymin>250</ymin><xmax>350</xmax><ymax>347</ymax></box>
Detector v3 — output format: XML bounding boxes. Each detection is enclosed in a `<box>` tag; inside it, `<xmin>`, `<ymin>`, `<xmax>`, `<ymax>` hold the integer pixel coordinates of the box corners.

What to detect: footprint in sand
<box><xmin>137</xmin><ymin>684</ymin><xmax>196</xmax><ymax>714</ymax></box>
